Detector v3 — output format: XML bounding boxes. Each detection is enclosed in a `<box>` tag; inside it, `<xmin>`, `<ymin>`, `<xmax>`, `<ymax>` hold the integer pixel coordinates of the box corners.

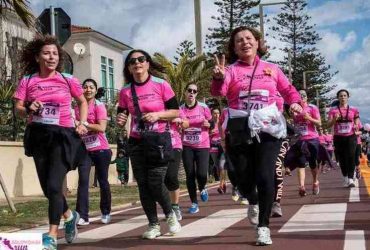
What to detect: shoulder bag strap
<box><xmin>245</xmin><ymin>60</ymin><xmax>260</xmax><ymax>115</ymax></box>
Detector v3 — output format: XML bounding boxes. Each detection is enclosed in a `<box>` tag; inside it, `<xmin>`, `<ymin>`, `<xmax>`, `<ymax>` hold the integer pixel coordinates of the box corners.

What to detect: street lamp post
<box><xmin>302</xmin><ymin>70</ymin><xmax>319</xmax><ymax>90</ymax></box>
<box><xmin>194</xmin><ymin>0</ymin><xmax>202</xmax><ymax>56</ymax></box>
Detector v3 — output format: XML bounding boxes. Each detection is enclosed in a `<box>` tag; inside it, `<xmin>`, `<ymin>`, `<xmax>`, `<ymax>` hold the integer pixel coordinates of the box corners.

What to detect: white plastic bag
<box><xmin>248</xmin><ymin>103</ymin><xmax>287</xmax><ymax>141</ymax></box>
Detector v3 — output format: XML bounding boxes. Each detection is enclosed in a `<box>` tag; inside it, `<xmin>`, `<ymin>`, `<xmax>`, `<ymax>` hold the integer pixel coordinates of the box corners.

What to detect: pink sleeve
<box><xmin>162</xmin><ymin>81</ymin><xmax>176</xmax><ymax>102</ymax></box>
<box><xmin>275</xmin><ymin>66</ymin><xmax>301</xmax><ymax>105</ymax></box>
<box><xmin>204</xmin><ymin>106</ymin><xmax>212</xmax><ymax>120</ymax></box>
<box><xmin>354</xmin><ymin>107</ymin><xmax>360</xmax><ymax>118</ymax></box>
<box><xmin>118</xmin><ymin>89</ymin><xmax>127</xmax><ymax>109</ymax></box>
<box><xmin>70</xmin><ymin>77</ymin><xmax>84</xmax><ymax>99</ymax></box>
<box><xmin>96</xmin><ymin>104</ymin><xmax>108</xmax><ymax>120</ymax></box>
<box><xmin>179</xmin><ymin>108</ymin><xmax>186</xmax><ymax>119</ymax></box>
<box><xmin>311</xmin><ymin>105</ymin><xmax>321</xmax><ymax>120</ymax></box>
<box><xmin>210</xmin><ymin>66</ymin><xmax>232</xmax><ymax>96</ymax></box>
<box><xmin>328</xmin><ymin>108</ymin><xmax>335</xmax><ymax>120</ymax></box>
<box><xmin>13</xmin><ymin>77</ymin><xmax>28</xmax><ymax>101</ymax></box>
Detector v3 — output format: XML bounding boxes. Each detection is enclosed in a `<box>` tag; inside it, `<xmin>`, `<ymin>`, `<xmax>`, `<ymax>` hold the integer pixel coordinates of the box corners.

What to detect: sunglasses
<box><xmin>128</xmin><ymin>56</ymin><xmax>146</xmax><ymax>65</ymax></box>
<box><xmin>187</xmin><ymin>88</ymin><xmax>197</xmax><ymax>94</ymax></box>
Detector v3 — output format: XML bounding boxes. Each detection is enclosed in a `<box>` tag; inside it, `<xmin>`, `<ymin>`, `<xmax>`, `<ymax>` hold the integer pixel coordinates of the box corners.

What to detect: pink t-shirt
<box><xmin>319</xmin><ymin>135</ymin><xmax>326</xmax><ymax>144</ymax></box>
<box><xmin>75</xmin><ymin>100</ymin><xmax>109</xmax><ymax>151</ymax></box>
<box><xmin>211</xmin><ymin>56</ymin><xmax>301</xmax><ymax>111</ymax></box>
<box><xmin>13</xmin><ymin>72</ymin><xmax>83</xmax><ymax>127</ymax></box>
<box><xmin>209</xmin><ymin>123</ymin><xmax>221</xmax><ymax>153</ymax></box>
<box><xmin>180</xmin><ymin>102</ymin><xmax>212</xmax><ymax>149</ymax></box>
<box><xmin>293</xmin><ymin>103</ymin><xmax>320</xmax><ymax>141</ymax></box>
<box><xmin>328</xmin><ymin>106</ymin><xmax>359</xmax><ymax>136</ymax></box>
<box><xmin>118</xmin><ymin>76</ymin><xmax>176</xmax><ymax>139</ymax></box>
<box><xmin>170</xmin><ymin>122</ymin><xmax>182</xmax><ymax>149</ymax></box>
<box><xmin>357</xmin><ymin>121</ymin><xmax>363</xmax><ymax>144</ymax></box>
<box><xmin>324</xmin><ymin>134</ymin><xmax>334</xmax><ymax>151</ymax></box>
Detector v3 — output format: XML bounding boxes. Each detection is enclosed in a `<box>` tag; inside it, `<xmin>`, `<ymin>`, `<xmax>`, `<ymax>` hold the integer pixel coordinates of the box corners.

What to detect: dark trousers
<box><xmin>334</xmin><ymin>135</ymin><xmax>357</xmax><ymax>178</ymax></box>
<box><xmin>274</xmin><ymin>140</ymin><xmax>289</xmax><ymax>203</ymax></box>
<box><xmin>182</xmin><ymin>146</ymin><xmax>209</xmax><ymax>204</ymax></box>
<box><xmin>33</xmin><ymin>140</ymin><xmax>69</xmax><ymax>225</ymax></box>
<box><xmin>209</xmin><ymin>152</ymin><xmax>220</xmax><ymax>180</ymax></box>
<box><xmin>165</xmin><ymin>149</ymin><xmax>182</xmax><ymax>191</ymax></box>
<box><xmin>226</xmin><ymin>133</ymin><xmax>281</xmax><ymax>227</ymax></box>
<box><xmin>76</xmin><ymin>149</ymin><xmax>112</xmax><ymax>221</ymax></box>
<box><xmin>129</xmin><ymin>140</ymin><xmax>172</xmax><ymax>224</ymax></box>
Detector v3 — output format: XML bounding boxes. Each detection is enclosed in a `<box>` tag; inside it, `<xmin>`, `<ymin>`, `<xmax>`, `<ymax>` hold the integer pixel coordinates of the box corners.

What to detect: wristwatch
<box><xmin>80</xmin><ymin>121</ymin><xmax>89</xmax><ymax>127</ymax></box>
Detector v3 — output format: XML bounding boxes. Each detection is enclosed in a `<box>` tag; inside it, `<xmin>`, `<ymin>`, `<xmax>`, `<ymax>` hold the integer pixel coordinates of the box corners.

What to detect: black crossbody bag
<box><xmin>226</xmin><ymin>61</ymin><xmax>259</xmax><ymax>146</ymax></box>
<box><xmin>130</xmin><ymin>83</ymin><xmax>173</xmax><ymax>165</ymax></box>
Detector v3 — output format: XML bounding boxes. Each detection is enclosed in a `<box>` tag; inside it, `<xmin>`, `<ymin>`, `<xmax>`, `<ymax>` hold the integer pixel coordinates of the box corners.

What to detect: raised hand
<box><xmin>213</xmin><ymin>54</ymin><xmax>226</xmax><ymax>80</ymax></box>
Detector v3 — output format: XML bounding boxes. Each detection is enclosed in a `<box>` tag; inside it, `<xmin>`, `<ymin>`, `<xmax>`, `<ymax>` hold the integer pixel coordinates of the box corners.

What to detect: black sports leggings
<box><xmin>274</xmin><ymin>139</ymin><xmax>289</xmax><ymax>203</ymax></box>
<box><xmin>334</xmin><ymin>135</ymin><xmax>357</xmax><ymax>179</ymax></box>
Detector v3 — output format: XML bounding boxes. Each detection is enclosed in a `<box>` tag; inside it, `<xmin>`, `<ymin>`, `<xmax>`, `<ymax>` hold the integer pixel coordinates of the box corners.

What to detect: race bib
<box><xmin>238</xmin><ymin>89</ymin><xmax>269</xmax><ymax>111</ymax></box>
<box><xmin>297</xmin><ymin>123</ymin><xmax>309</xmax><ymax>136</ymax></box>
<box><xmin>82</xmin><ymin>134</ymin><xmax>101</xmax><ymax>149</ymax></box>
<box><xmin>184</xmin><ymin>128</ymin><xmax>202</xmax><ymax>144</ymax></box>
<box><xmin>337</xmin><ymin>122</ymin><xmax>352</xmax><ymax>134</ymax></box>
<box><xmin>32</xmin><ymin>103</ymin><xmax>60</xmax><ymax>125</ymax></box>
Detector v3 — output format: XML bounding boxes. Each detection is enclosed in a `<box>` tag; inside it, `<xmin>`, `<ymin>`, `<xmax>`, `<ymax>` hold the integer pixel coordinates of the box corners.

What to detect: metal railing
<box><xmin>100</xmin><ymin>88</ymin><xmax>119</xmax><ymax>104</ymax></box>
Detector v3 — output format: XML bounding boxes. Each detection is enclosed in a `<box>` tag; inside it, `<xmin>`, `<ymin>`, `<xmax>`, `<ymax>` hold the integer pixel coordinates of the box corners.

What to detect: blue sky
<box><xmin>30</xmin><ymin>0</ymin><xmax>370</xmax><ymax>122</ymax></box>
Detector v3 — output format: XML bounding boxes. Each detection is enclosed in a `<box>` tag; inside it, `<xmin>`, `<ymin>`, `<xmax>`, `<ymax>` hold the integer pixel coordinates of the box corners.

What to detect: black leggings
<box><xmin>165</xmin><ymin>149</ymin><xmax>182</xmax><ymax>191</ymax></box>
<box><xmin>274</xmin><ymin>140</ymin><xmax>289</xmax><ymax>203</ymax></box>
<box><xmin>355</xmin><ymin>144</ymin><xmax>361</xmax><ymax>166</ymax></box>
<box><xmin>182</xmin><ymin>146</ymin><xmax>209</xmax><ymax>204</ymax></box>
<box><xmin>334</xmin><ymin>135</ymin><xmax>357</xmax><ymax>178</ymax></box>
<box><xmin>129</xmin><ymin>139</ymin><xmax>172</xmax><ymax>224</ymax></box>
<box><xmin>226</xmin><ymin>133</ymin><xmax>281</xmax><ymax>227</ymax></box>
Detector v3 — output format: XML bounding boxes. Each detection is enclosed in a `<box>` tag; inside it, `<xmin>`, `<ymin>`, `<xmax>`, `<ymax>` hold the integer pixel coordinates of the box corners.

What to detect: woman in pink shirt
<box><xmin>327</xmin><ymin>89</ymin><xmax>360</xmax><ymax>187</ymax></box>
<box><xmin>179</xmin><ymin>83</ymin><xmax>212</xmax><ymax>214</ymax></box>
<box><xmin>116</xmin><ymin>49</ymin><xmax>181</xmax><ymax>239</ymax></box>
<box><xmin>13</xmin><ymin>35</ymin><xmax>88</xmax><ymax>249</ymax></box>
<box><xmin>211</xmin><ymin>26</ymin><xmax>302</xmax><ymax>246</ymax></box>
<box><xmin>290</xmin><ymin>90</ymin><xmax>322</xmax><ymax>196</ymax></box>
<box><xmin>74</xmin><ymin>79</ymin><xmax>112</xmax><ymax>226</ymax></box>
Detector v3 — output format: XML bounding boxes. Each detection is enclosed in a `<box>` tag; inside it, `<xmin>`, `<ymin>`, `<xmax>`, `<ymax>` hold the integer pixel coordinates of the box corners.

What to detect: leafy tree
<box><xmin>269</xmin><ymin>0</ymin><xmax>337</xmax><ymax>108</ymax></box>
<box><xmin>153</xmin><ymin>53</ymin><xmax>213</xmax><ymax>103</ymax></box>
<box><xmin>174</xmin><ymin>40</ymin><xmax>196</xmax><ymax>62</ymax></box>
<box><xmin>0</xmin><ymin>0</ymin><xmax>35</xmax><ymax>28</ymax></box>
<box><xmin>206</xmin><ymin>0</ymin><xmax>261</xmax><ymax>53</ymax></box>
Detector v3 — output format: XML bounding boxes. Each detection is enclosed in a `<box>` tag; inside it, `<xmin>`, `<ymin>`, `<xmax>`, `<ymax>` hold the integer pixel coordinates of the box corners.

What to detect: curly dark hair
<box><xmin>227</xmin><ymin>26</ymin><xmax>267</xmax><ymax>64</ymax></box>
<box><xmin>21</xmin><ymin>35</ymin><xmax>65</xmax><ymax>75</ymax></box>
<box><xmin>123</xmin><ymin>49</ymin><xmax>165</xmax><ymax>84</ymax></box>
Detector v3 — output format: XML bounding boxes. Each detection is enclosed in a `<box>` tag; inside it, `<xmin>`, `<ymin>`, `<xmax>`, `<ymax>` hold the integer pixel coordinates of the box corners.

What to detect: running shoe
<box><xmin>240</xmin><ymin>198</ymin><xmax>249</xmax><ymax>205</ymax></box>
<box><xmin>247</xmin><ymin>204</ymin><xmax>259</xmax><ymax>225</ymax></box>
<box><xmin>101</xmin><ymin>214</ymin><xmax>111</xmax><ymax>224</ymax></box>
<box><xmin>200</xmin><ymin>189</ymin><xmax>209</xmax><ymax>202</ymax></box>
<box><xmin>222</xmin><ymin>183</ymin><xmax>227</xmax><ymax>194</ymax></box>
<box><xmin>231</xmin><ymin>187</ymin><xmax>240</xmax><ymax>202</ymax></box>
<box><xmin>42</xmin><ymin>233</ymin><xmax>57</xmax><ymax>250</ymax></box>
<box><xmin>77</xmin><ymin>218</ymin><xmax>90</xmax><ymax>226</ymax></box>
<box><xmin>188</xmin><ymin>203</ymin><xmax>199</xmax><ymax>214</ymax></box>
<box><xmin>142</xmin><ymin>224</ymin><xmax>161</xmax><ymax>239</ymax></box>
<box><xmin>166</xmin><ymin>212</ymin><xmax>181</xmax><ymax>235</ymax></box>
<box><xmin>64</xmin><ymin>210</ymin><xmax>80</xmax><ymax>244</ymax></box>
<box><xmin>284</xmin><ymin>167</ymin><xmax>292</xmax><ymax>176</ymax></box>
<box><xmin>172</xmin><ymin>205</ymin><xmax>182</xmax><ymax>221</ymax></box>
<box><xmin>343</xmin><ymin>176</ymin><xmax>349</xmax><ymax>187</ymax></box>
<box><xmin>312</xmin><ymin>182</ymin><xmax>320</xmax><ymax>195</ymax></box>
<box><xmin>256</xmin><ymin>227</ymin><xmax>272</xmax><ymax>246</ymax></box>
<box><xmin>348</xmin><ymin>178</ymin><xmax>355</xmax><ymax>188</ymax></box>
<box><xmin>299</xmin><ymin>186</ymin><xmax>307</xmax><ymax>197</ymax></box>
<box><xmin>217</xmin><ymin>187</ymin><xmax>224</xmax><ymax>194</ymax></box>
<box><xmin>270</xmin><ymin>202</ymin><xmax>282</xmax><ymax>217</ymax></box>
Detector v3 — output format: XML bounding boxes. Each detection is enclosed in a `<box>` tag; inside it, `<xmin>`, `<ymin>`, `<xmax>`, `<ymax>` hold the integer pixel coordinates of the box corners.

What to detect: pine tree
<box><xmin>206</xmin><ymin>0</ymin><xmax>261</xmax><ymax>53</ymax></box>
<box><xmin>269</xmin><ymin>0</ymin><xmax>337</xmax><ymax>108</ymax></box>
<box><xmin>174</xmin><ymin>40</ymin><xmax>196</xmax><ymax>62</ymax></box>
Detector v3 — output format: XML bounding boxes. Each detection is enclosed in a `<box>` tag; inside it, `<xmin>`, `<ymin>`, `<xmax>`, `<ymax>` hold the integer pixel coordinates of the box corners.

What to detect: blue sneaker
<box><xmin>200</xmin><ymin>189</ymin><xmax>209</xmax><ymax>202</ymax></box>
<box><xmin>64</xmin><ymin>210</ymin><xmax>80</xmax><ymax>244</ymax></box>
<box><xmin>42</xmin><ymin>233</ymin><xmax>57</xmax><ymax>250</ymax></box>
<box><xmin>188</xmin><ymin>203</ymin><xmax>199</xmax><ymax>214</ymax></box>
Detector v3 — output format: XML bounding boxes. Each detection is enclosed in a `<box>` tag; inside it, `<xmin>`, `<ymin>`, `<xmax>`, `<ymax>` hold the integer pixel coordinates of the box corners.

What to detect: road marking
<box><xmin>344</xmin><ymin>230</ymin><xmax>366</xmax><ymax>250</ymax></box>
<box><xmin>349</xmin><ymin>184</ymin><xmax>360</xmax><ymax>202</ymax></box>
<box><xmin>59</xmin><ymin>214</ymin><xmax>150</xmax><ymax>244</ymax></box>
<box><xmin>279</xmin><ymin>203</ymin><xmax>347</xmax><ymax>233</ymax></box>
<box><xmin>162</xmin><ymin>208</ymin><xmax>246</xmax><ymax>239</ymax></box>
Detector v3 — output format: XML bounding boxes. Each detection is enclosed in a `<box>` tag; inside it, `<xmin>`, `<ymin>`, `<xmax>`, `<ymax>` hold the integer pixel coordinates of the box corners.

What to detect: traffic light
<box><xmin>37</xmin><ymin>7</ymin><xmax>71</xmax><ymax>45</ymax></box>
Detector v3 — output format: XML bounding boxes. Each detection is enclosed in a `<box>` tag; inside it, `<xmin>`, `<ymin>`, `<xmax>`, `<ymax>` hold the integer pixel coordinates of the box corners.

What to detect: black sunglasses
<box><xmin>187</xmin><ymin>88</ymin><xmax>197</xmax><ymax>94</ymax></box>
<box><xmin>128</xmin><ymin>56</ymin><xmax>147</xmax><ymax>65</ymax></box>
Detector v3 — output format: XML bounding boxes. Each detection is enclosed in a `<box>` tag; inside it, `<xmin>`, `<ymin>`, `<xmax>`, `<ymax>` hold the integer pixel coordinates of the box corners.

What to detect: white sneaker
<box><xmin>142</xmin><ymin>224</ymin><xmax>161</xmax><ymax>239</ymax></box>
<box><xmin>77</xmin><ymin>218</ymin><xmax>90</xmax><ymax>226</ymax></box>
<box><xmin>348</xmin><ymin>178</ymin><xmax>355</xmax><ymax>188</ymax></box>
<box><xmin>256</xmin><ymin>227</ymin><xmax>272</xmax><ymax>246</ymax></box>
<box><xmin>172</xmin><ymin>206</ymin><xmax>183</xmax><ymax>221</ymax></box>
<box><xmin>101</xmin><ymin>214</ymin><xmax>111</xmax><ymax>224</ymax></box>
<box><xmin>166</xmin><ymin>212</ymin><xmax>181</xmax><ymax>235</ymax></box>
<box><xmin>343</xmin><ymin>176</ymin><xmax>349</xmax><ymax>187</ymax></box>
<box><xmin>270</xmin><ymin>202</ymin><xmax>282</xmax><ymax>217</ymax></box>
<box><xmin>248</xmin><ymin>204</ymin><xmax>259</xmax><ymax>225</ymax></box>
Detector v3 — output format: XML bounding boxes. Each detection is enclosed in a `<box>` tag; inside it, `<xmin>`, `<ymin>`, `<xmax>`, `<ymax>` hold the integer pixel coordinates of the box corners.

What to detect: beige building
<box><xmin>63</xmin><ymin>25</ymin><xmax>132</xmax><ymax>103</ymax></box>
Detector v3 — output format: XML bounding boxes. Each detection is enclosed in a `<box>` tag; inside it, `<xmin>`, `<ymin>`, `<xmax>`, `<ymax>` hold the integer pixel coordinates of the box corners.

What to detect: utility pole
<box><xmin>194</xmin><ymin>0</ymin><xmax>202</xmax><ymax>56</ymax></box>
<box><xmin>50</xmin><ymin>6</ymin><xmax>55</xmax><ymax>36</ymax></box>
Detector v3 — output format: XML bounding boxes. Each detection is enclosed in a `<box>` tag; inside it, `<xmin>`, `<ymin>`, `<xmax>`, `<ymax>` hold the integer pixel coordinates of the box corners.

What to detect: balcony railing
<box><xmin>100</xmin><ymin>88</ymin><xmax>119</xmax><ymax>104</ymax></box>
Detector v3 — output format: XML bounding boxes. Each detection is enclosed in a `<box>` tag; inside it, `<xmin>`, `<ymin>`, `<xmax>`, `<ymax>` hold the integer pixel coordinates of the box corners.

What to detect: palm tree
<box><xmin>0</xmin><ymin>0</ymin><xmax>35</xmax><ymax>28</ymax></box>
<box><xmin>153</xmin><ymin>53</ymin><xmax>213</xmax><ymax>103</ymax></box>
